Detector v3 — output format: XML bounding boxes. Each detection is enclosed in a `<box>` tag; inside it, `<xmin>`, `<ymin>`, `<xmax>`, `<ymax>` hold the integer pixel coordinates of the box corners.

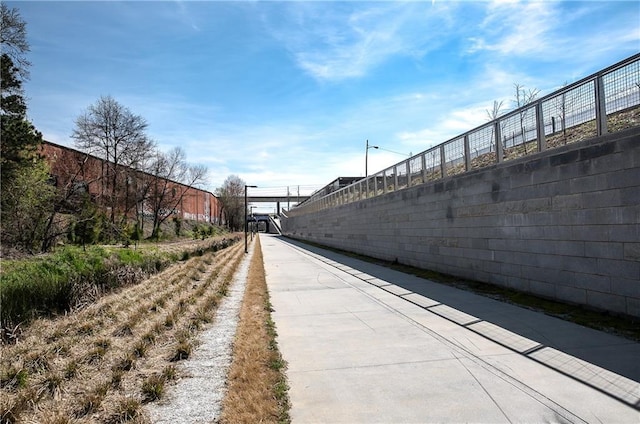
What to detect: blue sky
<box><xmin>10</xmin><ymin>0</ymin><xmax>640</xmax><ymax>209</ymax></box>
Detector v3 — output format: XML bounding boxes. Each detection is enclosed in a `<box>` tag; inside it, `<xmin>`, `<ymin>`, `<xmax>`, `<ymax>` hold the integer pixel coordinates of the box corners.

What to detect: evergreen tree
<box><xmin>0</xmin><ymin>5</ymin><xmax>49</xmax><ymax>251</ymax></box>
<box><xmin>0</xmin><ymin>53</ymin><xmax>42</xmax><ymax>183</ymax></box>
<box><xmin>1</xmin><ymin>4</ymin><xmax>40</xmax><ymax>183</ymax></box>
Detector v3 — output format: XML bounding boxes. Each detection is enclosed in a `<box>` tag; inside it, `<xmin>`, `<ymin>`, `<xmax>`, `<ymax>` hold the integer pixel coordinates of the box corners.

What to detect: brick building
<box><xmin>40</xmin><ymin>140</ymin><xmax>224</xmax><ymax>225</ymax></box>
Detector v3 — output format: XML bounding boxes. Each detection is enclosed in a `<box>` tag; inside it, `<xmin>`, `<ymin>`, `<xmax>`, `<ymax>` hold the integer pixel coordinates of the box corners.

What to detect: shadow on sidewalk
<box><xmin>273</xmin><ymin>235</ymin><xmax>640</xmax><ymax>409</ymax></box>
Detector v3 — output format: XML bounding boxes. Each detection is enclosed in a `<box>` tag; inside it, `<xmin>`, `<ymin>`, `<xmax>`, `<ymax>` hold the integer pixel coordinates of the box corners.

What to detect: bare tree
<box><xmin>486</xmin><ymin>100</ymin><xmax>505</xmax><ymax>153</ymax></box>
<box><xmin>146</xmin><ymin>147</ymin><xmax>207</xmax><ymax>239</ymax></box>
<box><xmin>513</xmin><ymin>83</ymin><xmax>539</xmax><ymax>154</ymax></box>
<box><xmin>552</xmin><ymin>82</ymin><xmax>577</xmax><ymax>144</ymax></box>
<box><xmin>1</xmin><ymin>3</ymin><xmax>31</xmax><ymax>80</ymax></box>
<box><xmin>71</xmin><ymin>96</ymin><xmax>155</xmax><ymax>233</ymax></box>
<box><xmin>40</xmin><ymin>150</ymin><xmax>101</xmax><ymax>251</ymax></box>
<box><xmin>215</xmin><ymin>175</ymin><xmax>246</xmax><ymax>232</ymax></box>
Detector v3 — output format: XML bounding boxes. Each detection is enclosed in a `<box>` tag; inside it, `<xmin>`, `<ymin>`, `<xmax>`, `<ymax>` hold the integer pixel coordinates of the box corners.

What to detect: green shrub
<box><xmin>68</xmin><ymin>205</ymin><xmax>102</xmax><ymax>249</ymax></box>
<box><xmin>115</xmin><ymin>248</ymin><xmax>143</xmax><ymax>265</ymax></box>
<box><xmin>0</xmin><ymin>235</ymin><xmax>241</xmax><ymax>338</ymax></box>
<box><xmin>130</xmin><ymin>222</ymin><xmax>142</xmax><ymax>247</ymax></box>
<box><xmin>1</xmin><ymin>246</ymin><xmax>165</xmax><ymax>332</ymax></box>
<box><xmin>173</xmin><ymin>217</ymin><xmax>182</xmax><ymax>237</ymax></box>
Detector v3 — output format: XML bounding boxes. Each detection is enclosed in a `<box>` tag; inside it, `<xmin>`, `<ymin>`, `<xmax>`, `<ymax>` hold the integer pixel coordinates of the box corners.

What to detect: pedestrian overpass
<box><xmin>247</xmin><ymin>213</ymin><xmax>282</xmax><ymax>234</ymax></box>
<box><xmin>245</xmin><ymin>194</ymin><xmax>311</xmax><ymax>215</ymax></box>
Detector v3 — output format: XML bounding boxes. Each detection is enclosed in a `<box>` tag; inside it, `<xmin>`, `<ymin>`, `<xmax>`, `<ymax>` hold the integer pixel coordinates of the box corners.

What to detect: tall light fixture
<box><xmin>250</xmin><ymin>206</ymin><xmax>255</xmax><ymax>240</ymax></box>
<box><xmin>244</xmin><ymin>184</ymin><xmax>257</xmax><ymax>253</ymax></box>
<box><xmin>365</xmin><ymin>139</ymin><xmax>379</xmax><ymax>177</ymax></box>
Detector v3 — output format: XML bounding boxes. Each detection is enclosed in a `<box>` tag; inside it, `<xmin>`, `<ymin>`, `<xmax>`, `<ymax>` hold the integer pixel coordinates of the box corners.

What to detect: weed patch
<box><xmin>0</xmin><ymin>235</ymin><xmax>245</xmax><ymax>422</ymax></box>
<box><xmin>107</xmin><ymin>396</ymin><xmax>143</xmax><ymax>423</ymax></box>
<box><xmin>1</xmin><ymin>367</ymin><xmax>28</xmax><ymax>390</ymax></box>
<box><xmin>169</xmin><ymin>341</ymin><xmax>192</xmax><ymax>362</ymax></box>
<box><xmin>141</xmin><ymin>374</ymin><xmax>164</xmax><ymax>402</ymax></box>
<box><xmin>0</xmin><ymin>235</ymin><xmax>241</xmax><ymax>340</ymax></box>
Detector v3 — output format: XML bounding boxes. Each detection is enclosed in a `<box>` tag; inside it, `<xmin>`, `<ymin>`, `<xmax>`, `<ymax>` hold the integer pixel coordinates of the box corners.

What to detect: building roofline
<box><xmin>42</xmin><ymin>139</ymin><xmax>218</xmax><ymax>198</ymax></box>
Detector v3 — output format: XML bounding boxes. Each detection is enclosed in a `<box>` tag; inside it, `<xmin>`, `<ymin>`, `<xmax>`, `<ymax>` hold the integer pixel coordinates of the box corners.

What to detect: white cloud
<box><xmin>395</xmin><ymin>100</ymin><xmax>498</xmax><ymax>154</ymax></box>
<box><xmin>467</xmin><ymin>1</ymin><xmax>557</xmax><ymax>56</ymax></box>
<box><xmin>23</xmin><ymin>0</ymin><xmax>638</xmax><ymax>201</ymax></box>
<box><xmin>173</xmin><ymin>1</ymin><xmax>201</xmax><ymax>32</ymax></box>
<box><xmin>265</xmin><ymin>2</ymin><xmax>454</xmax><ymax>81</ymax></box>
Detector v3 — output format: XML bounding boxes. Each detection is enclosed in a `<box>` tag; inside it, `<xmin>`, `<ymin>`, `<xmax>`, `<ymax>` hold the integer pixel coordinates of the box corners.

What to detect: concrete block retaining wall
<box><xmin>282</xmin><ymin>127</ymin><xmax>640</xmax><ymax>317</ymax></box>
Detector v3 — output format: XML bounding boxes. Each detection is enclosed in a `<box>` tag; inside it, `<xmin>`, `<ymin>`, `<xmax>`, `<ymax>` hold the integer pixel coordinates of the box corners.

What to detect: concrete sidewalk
<box><xmin>261</xmin><ymin>234</ymin><xmax>640</xmax><ymax>423</ymax></box>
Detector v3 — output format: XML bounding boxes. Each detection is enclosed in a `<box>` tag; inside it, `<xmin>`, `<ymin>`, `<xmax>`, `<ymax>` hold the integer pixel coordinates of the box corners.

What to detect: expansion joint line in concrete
<box><xmin>454</xmin><ymin>350</ymin><xmax>514</xmax><ymax>424</ymax></box>
<box><xmin>282</xmin><ymin>244</ymin><xmax>589</xmax><ymax>422</ymax></box>
<box><xmin>280</xmin><ymin>240</ymin><xmax>638</xmax><ymax>415</ymax></box>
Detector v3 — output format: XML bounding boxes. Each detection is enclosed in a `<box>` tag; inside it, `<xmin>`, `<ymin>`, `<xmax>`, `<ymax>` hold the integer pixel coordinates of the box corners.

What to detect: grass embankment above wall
<box><xmin>0</xmin><ymin>234</ymin><xmax>241</xmax><ymax>340</ymax></box>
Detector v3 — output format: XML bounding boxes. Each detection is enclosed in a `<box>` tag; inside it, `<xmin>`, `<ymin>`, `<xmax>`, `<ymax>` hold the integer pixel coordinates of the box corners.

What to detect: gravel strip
<box><xmin>145</xmin><ymin>246</ymin><xmax>252</xmax><ymax>423</ymax></box>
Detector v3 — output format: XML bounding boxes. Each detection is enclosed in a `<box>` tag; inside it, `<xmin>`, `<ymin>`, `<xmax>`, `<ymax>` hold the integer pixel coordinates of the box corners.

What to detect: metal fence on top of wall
<box><xmin>290</xmin><ymin>53</ymin><xmax>640</xmax><ymax>217</ymax></box>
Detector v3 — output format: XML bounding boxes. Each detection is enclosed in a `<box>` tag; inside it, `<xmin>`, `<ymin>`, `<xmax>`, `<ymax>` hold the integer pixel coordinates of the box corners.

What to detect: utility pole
<box><xmin>365</xmin><ymin>139</ymin><xmax>379</xmax><ymax>177</ymax></box>
<box><xmin>244</xmin><ymin>184</ymin><xmax>257</xmax><ymax>253</ymax></box>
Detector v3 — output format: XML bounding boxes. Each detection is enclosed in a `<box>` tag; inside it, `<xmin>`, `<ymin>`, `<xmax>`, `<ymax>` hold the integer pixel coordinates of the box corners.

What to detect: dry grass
<box><xmin>219</xmin><ymin>235</ymin><xmax>291</xmax><ymax>424</ymax></box>
<box><xmin>0</xmin><ymin>238</ymin><xmax>246</xmax><ymax>423</ymax></box>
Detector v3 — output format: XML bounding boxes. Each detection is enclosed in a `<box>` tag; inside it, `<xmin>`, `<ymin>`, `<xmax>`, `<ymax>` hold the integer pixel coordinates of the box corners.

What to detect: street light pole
<box><xmin>365</xmin><ymin>139</ymin><xmax>379</xmax><ymax>177</ymax></box>
<box><xmin>244</xmin><ymin>184</ymin><xmax>257</xmax><ymax>253</ymax></box>
<box><xmin>250</xmin><ymin>206</ymin><xmax>255</xmax><ymax>241</ymax></box>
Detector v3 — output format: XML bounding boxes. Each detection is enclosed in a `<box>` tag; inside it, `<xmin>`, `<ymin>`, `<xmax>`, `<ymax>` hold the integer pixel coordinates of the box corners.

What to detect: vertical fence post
<box><xmin>535</xmin><ymin>101</ymin><xmax>546</xmax><ymax>152</ymax></box>
<box><xmin>595</xmin><ymin>73</ymin><xmax>608</xmax><ymax>136</ymax></box>
<box><xmin>440</xmin><ymin>144</ymin><xmax>446</xmax><ymax>178</ymax></box>
<box><xmin>405</xmin><ymin>160</ymin><xmax>410</xmax><ymax>188</ymax></box>
<box><xmin>370</xmin><ymin>176</ymin><xmax>374</xmax><ymax>198</ymax></box>
<box><xmin>383</xmin><ymin>171</ymin><xmax>387</xmax><ymax>194</ymax></box>
<box><xmin>421</xmin><ymin>153</ymin><xmax>427</xmax><ymax>184</ymax></box>
<box><xmin>393</xmin><ymin>165</ymin><xmax>399</xmax><ymax>192</ymax></box>
<box><xmin>463</xmin><ymin>135</ymin><xmax>471</xmax><ymax>171</ymax></box>
<box><xmin>373</xmin><ymin>173</ymin><xmax>378</xmax><ymax>195</ymax></box>
<box><xmin>495</xmin><ymin>121</ymin><xmax>503</xmax><ymax>163</ymax></box>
